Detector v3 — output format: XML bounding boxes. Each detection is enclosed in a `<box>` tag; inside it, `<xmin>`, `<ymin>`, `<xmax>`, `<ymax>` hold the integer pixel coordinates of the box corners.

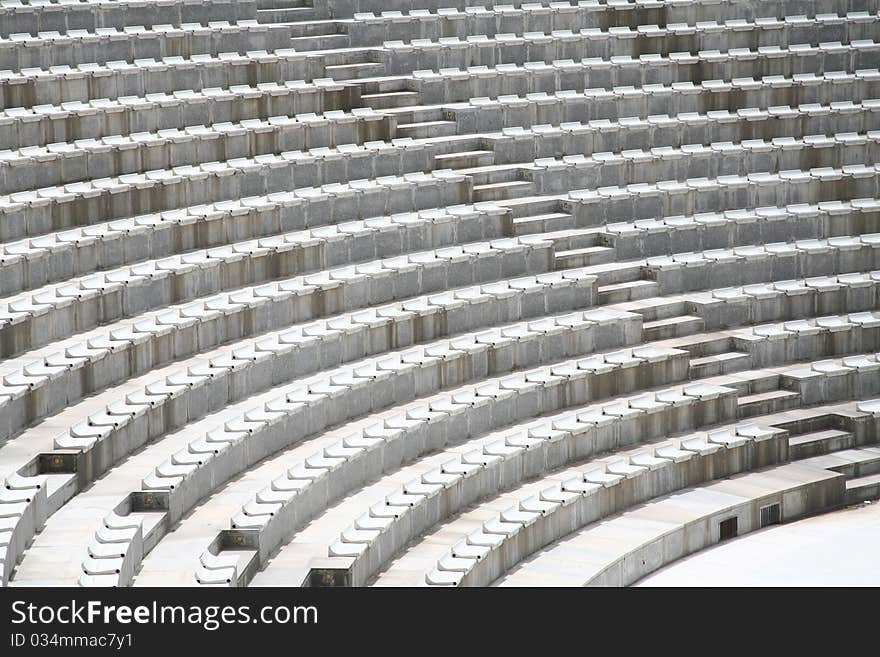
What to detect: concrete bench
<box><xmin>690</xmin><ymin>270</ymin><xmax>880</xmax><ymax>328</ymax></box>
<box><xmin>412</xmin><ymin>49</ymin><xmax>880</xmax><ymax>104</ymax></box>
<box><xmin>0</xmin><ymin>472</ymin><xmax>46</xmax><ymax>586</ymax></box>
<box><xmin>0</xmin><ymin>237</ymin><xmax>553</xmax><ymax>438</ymax></box>
<box><xmin>491</xmin><ymin>460</ymin><xmax>847</xmax><ymax>586</ymax></box>
<box><xmin>323</xmin><ymin>385</ymin><xmax>743</xmax><ymax>586</ymax></box>
<box><xmin>78</xmin><ymin>310</ymin><xmax>648</xmax><ymax>584</ymax></box>
<box><xmin>208</xmin><ymin>376</ymin><xmax>728</xmax><ymax>586</ymax></box>
<box><xmin>342</xmin><ymin>0</ymin><xmax>860</xmax><ymax>27</ymax></box>
<box><xmin>0</xmin><ymin>109</ymin><xmax>394</xmax><ymax>194</ymax></box>
<box><xmin>0</xmin><ymin>165</ymin><xmax>471</xmax><ymax>245</ymax></box>
<box><xmin>444</xmin><ymin>79</ymin><xmax>880</xmax><ymax>133</ymax></box>
<box><xmin>384</xmin><ymin>17</ymin><xmax>877</xmax><ymax>73</ymax></box>
<box><xmin>0</xmin><ymin>265</ymin><xmax>595</xmax><ymax>445</ymax></box>
<box><xmin>0</xmin><ymin>21</ymin><xmax>295</xmax><ymax>71</ymax></box>
<box><xmin>0</xmin><ymin>202</ymin><xmax>512</xmax><ymax>293</ymax></box>
<box><xmin>348</xmin><ymin>7</ymin><xmax>880</xmax><ymax>48</ymax></box>
<box><xmin>0</xmin><ymin>0</ymin><xmax>258</xmax><ymax>38</ymax></box>
<box><xmin>0</xmin><ymin>79</ymin><xmax>356</xmax><ymax>152</ymax></box>
<box><xmin>560</xmin><ymin>166</ymin><xmax>880</xmax><ymax>228</ymax></box>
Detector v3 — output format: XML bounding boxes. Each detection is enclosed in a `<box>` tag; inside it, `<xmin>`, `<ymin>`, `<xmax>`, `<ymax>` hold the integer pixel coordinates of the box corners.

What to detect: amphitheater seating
<box><xmin>1</xmin><ymin>0</ymin><xmax>879</xmax><ymax>589</ymax></box>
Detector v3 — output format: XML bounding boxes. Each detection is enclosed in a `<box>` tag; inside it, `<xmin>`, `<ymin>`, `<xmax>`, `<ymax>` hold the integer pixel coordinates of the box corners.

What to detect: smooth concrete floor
<box><xmin>637</xmin><ymin>503</ymin><xmax>880</xmax><ymax>587</ymax></box>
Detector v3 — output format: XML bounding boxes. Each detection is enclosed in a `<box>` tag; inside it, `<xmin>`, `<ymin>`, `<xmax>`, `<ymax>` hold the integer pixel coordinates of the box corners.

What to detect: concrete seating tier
<box><xmin>3</xmin><ymin>37</ymin><xmax>878</xmax><ymax>109</ymax></box>
<box><xmin>348</xmin><ymin>9</ymin><xmax>880</xmax><ymax>49</ymax></box>
<box><xmin>229</xmin><ymin>354</ymin><xmax>875</xmax><ymax>587</ymax></box>
<box><xmin>413</xmin><ymin>54</ymin><xmax>880</xmax><ymax>104</ymax></box>
<box><xmin>0</xmin><ymin>0</ymin><xmax>259</xmax><ymax>38</ymax></box>
<box><xmin>200</xmin><ymin>382</ymin><xmax>738</xmax><ymax>586</ymax></box>
<box><xmin>1</xmin><ymin>94</ymin><xmax>876</xmax><ymax>196</ymax></box>
<box><xmin>341</xmin><ymin>1</ymin><xmax>871</xmax><ymax>27</ymax></box>
<box><xmin>0</xmin><ymin>21</ymin><xmax>298</xmax><ymax>71</ymax></box>
<box><xmin>3</xmin><ymin>68</ymin><xmax>877</xmax><ymax>152</ymax></box>
<box><xmin>0</xmin><ymin>237</ymin><xmax>553</xmax><ymax>435</ymax></box>
<box><xmin>407</xmin><ymin>422</ymin><xmax>792</xmax><ymax>586</ymax></box>
<box><xmin>0</xmin><ymin>79</ymin><xmax>356</xmax><ymax>152</ymax></box>
<box><xmin>80</xmin><ymin>308</ymin><xmax>645</xmax><ymax>585</ymax></box>
<box><xmin>488</xmin><ymin>460</ymin><xmax>847</xmax><ymax>586</ymax></box>
<box><xmin>2</xmin><ymin>0</ymin><xmax>879</xmax><ymax>588</ymax></box>
<box><xmin>442</xmin><ymin>79</ymin><xmax>880</xmax><ymax>132</ymax></box>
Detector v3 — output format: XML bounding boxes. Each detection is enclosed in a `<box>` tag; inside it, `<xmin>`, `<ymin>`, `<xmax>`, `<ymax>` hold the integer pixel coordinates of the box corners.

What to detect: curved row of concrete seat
<box><xmin>200</xmin><ymin>382</ymin><xmax>738</xmax><ymax>586</ymax></box>
<box><xmin>722</xmin><ymin>311</ymin><xmax>880</xmax><ymax>365</ymax></box>
<box><xmin>0</xmin><ymin>201</ymin><xmax>511</xmax><ymax>295</ymax></box>
<box><xmin>0</xmin><ymin>0</ymin><xmax>259</xmax><ymax>38</ymax></box>
<box><xmin>374</xmin><ymin>420</ymin><xmax>784</xmax><ymax>587</ymax></box>
<box><xmin>1</xmin><ymin>127</ymin><xmax>873</xmax><ymax>247</ymax></box>
<box><xmin>258</xmin><ymin>354</ymin><xmax>879</xmax><ymax>587</ymax></box>
<box><xmin>414</xmin><ymin>51</ymin><xmax>880</xmax><ymax>104</ymax></box>
<box><xmin>3</xmin><ymin>33</ymin><xmax>878</xmax><ymax>110</ymax></box>
<box><xmin>78</xmin><ymin>309</ymin><xmax>646</xmax><ymax>585</ymax></box>
<box><xmin>0</xmin><ymin>167</ymin><xmax>872</xmax><ymax>296</ymax></box>
<box><xmin>601</xmin><ymin>199</ymin><xmax>880</xmax><ymax>257</ymax></box>
<box><xmin>446</xmin><ymin>77</ymin><xmax>880</xmax><ymax>131</ymax></box>
<box><xmin>0</xmin><ymin>21</ymin><xmax>295</xmax><ymax>71</ymax></box>
<box><xmin>348</xmin><ymin>0</ymin><xmax>861</xmax><ymax>28</ymax></box>
<box><xmin>558</xmin><ymin>166</ymin><xmax>880</xmax><ymax>228</ymax></box>
<box><xmin>0</xmin><ymin>265</ymin><xmax>594</xmax><ymax>453</ymax></box>
<box><xmin>0</xmin><ymin>237</ymin><xmax>552</xmax><ymax>436</ymax></box>
<box><xmin>4</xmin><ymin>63</ymin><xmax>874</xmax><ymax>154</ymax></box>
<box><xmin>2</xmin><ymin>92</ymin><xmax>875</xmax><ymax>197</ymax></box>
<box><xmin>384</xmin><ymin>37</ymin><xmax>878</xmax><ymax>78</ymax></box>
<box><xmin>425</xmin><ymin>422</ymin><xmax>851</xmax><ymax>586</ymax></box>
<box><xmin>0</xmin><ymin>79</ymin><xmax>353</xmax><ymax>152</ymax></box>
<box><xmin>383</xmin><ymin>15</ymin><xmax>879</xmax><ymax>62</ymax></box>
<box><xmin>0</xmin><ymin>164</ymin><xmax>468</xmax><ymax>245</ymax></box>
<box><xmin>10</xmin><ymin>8</ymin><xmax>875</xmax><ymax>74</ymax></box>
<box><xmin>690</xmin><ymin>271</ymin><xmax>880</xmax><ymax>327</ymax></box>
<box><xmin>355</xmin><ymin>9</ymin><xmax>880</xmax><ymax>46</ymax></box>
<box><xmin>0</xmin><ymin>108</ymin><xmax>392</xmax><ymax>194</ymax></box>
<box><xmin>0</xmin><ymin>129</ymin><xmax>871</xmax><ymax>249</ymax></box>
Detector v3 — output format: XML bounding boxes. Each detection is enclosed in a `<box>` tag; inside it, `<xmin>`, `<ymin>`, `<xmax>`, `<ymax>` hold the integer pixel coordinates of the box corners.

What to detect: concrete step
<box><xmin>358</xmin><ymin>78</ymin><xmax>411</xmax><ymax>94</ymax></box>
<box><xmin>396</xmin><ymin>120</ymin><xmax>457</xmax><ymax>139</ymax></box>
<box><xmin>257</xmin><ymin>0</ymin><xmax>312</xmax><ymax>8</ymax></box>
<box><xmin>597</xmin><ymin>279</ymin><xmax>660</xmax><ymax>304</ymax></box>
<box><xmin>643</xmin><ymin>315</ymin><xmax>705</xmax><ymax>341</ymax></box>
<box><xmin>289</xmin><ymin>33</ymin><xmax>350</xmax><ymax>50</ymax></box>
<box><xmin>434</xmin><ymin>150</ymin><xmax>494</xmax><ymax>169</ymax></box>
<box><xmin>324</xmin><ymin>62</ymin><xmax>385</xmax><ymax>81</ymax></box>
<box><xmin>737</xmin><ymin>389</ymin><xmax>801</xmax><ymax>418</ymax></box>
<box><xmin>287</xmin><ymin>21</ymin><xmax>342</xmax><ymax>38</ymax></box>
<box><xmin>512</xmin><ymin>212</ymin><xmax>575</xmax><ymax>234</ymax></box>
<box><xmin>789</xmin><ymin>429</ymin><xmax>856</xmax><ymax>460</ymax></box>
<box><xmin>688</xmin><ymin>351</ymin><xmax>751</xmax><ymax>378</ymax></box>
<box><xmin>360</xmin><ymin>91</ymin><xmax>421</xmax><ymax>109</ymax></box>
<box><xmin>473</xmin><ymin>180</ymin><xmax>534</xmax><ymax>202</ymax></box>
<box><xmin>555</xmin><ymin>246</ymin><xmax>616</xmax><ymax>269</ymax></box>
<box><xmin>845</xmin><ymin>473</ymin><xmax>880</xmax><ymax>504</ymax></box>
<box><xmin>257</xmin><ymin>7</ymin><xmax>320</xmax><ymax>22</ymax></box>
